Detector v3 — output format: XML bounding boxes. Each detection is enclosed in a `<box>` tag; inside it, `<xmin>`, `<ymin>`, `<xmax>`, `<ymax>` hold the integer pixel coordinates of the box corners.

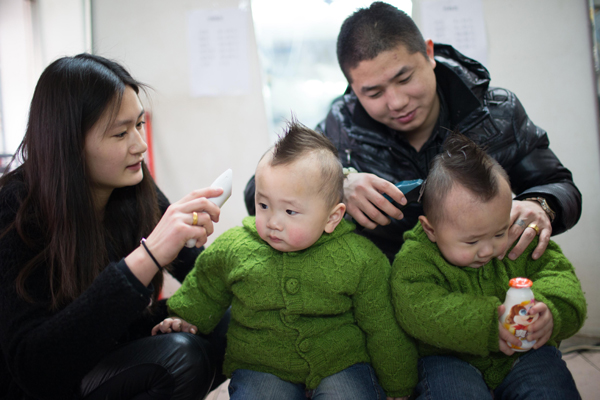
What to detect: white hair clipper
<box><xmin>185</xmin><ymin>169</ymin><xmax>232</xmax><ymax>248</ymax></box>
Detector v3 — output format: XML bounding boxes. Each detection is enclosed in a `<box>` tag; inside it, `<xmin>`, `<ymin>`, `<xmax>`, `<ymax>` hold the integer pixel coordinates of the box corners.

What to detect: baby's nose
<box><xmin>478</xmin><ymin>244</ymin><xmax>494</xmax><ymax>258</ymax></box>
<box><xmin>267</xmin><ymin>216</ymin><xmax>282</xmax><ymax>230</ymax></box>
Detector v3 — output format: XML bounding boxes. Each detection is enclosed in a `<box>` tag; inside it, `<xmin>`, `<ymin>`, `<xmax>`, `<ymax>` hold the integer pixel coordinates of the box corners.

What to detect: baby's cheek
<box><xmin>255</xmin><ymin>217</ymin><xmax>268</xmax><ymax>242</ymax></box>
<box><xmin>496</xmin><ymin>237</ymin><xmax>510</xmax><ymax>257</ymax></box>
<box><xmin>285</xmin><ymin>226</ymin><xmax>313</xmax><ymax>249</ymax></box>
<box><xmin>438</xmin><ymin>243</ymin><xmax>473</xmax><ymax>267</ymax></box>
<box><xmin>454</xmin><ymin>249</ymin><xmax>476</xmax><ymax>266</ymax></box>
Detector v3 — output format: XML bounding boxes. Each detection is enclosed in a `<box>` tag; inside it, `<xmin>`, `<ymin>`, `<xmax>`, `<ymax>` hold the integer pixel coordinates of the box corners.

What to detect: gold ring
<box><xmin>527</xmin><ymin>223</ymin><xmax>540</xmax><ymax>235</ymax></box>
<box><xmin>192</xmin><ymin>211</ymin><xmax>198</xmax><ymax>226</ymax></box>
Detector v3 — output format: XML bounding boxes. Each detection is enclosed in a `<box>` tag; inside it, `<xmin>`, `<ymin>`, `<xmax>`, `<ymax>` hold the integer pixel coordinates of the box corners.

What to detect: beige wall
<box><xmin>91</xmin><ymin>0</ymin><xmax>270</xmax><ymax>245</ymax></box>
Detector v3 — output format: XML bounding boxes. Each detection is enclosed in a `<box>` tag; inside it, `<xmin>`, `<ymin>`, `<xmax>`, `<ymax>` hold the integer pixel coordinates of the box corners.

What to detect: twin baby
<box><xmin>152</xmin><ymin>122</ymin><xmax>586</xmax><ymax>399</ymax></box>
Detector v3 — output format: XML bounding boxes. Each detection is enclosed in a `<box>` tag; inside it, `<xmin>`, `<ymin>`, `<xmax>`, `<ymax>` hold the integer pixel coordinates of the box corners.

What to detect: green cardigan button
<box><xmin>299</xmin><ymin>339</ymin><xmax>311</xmax><ymax>352</ymax></box>
<box><xmin>285</xmin><ymin>278</ymin><xmax>300</xmax><ymax>294</ymax></box>
<box><xmin>285</xmin><ymin>314</ymin><xmax>299</xmax><ymax>323</ymax></box>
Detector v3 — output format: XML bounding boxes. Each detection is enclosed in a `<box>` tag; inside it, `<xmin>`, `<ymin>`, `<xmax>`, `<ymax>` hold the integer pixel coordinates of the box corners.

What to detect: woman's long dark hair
<box><xmin>0</xmin><ymin>54</ymin><xmax>163</xmax><ymax>310</ymax></box>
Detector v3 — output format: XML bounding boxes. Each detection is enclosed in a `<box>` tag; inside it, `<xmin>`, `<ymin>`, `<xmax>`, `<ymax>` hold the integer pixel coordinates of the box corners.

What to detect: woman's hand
<box><xmin>344</xmin><ymin>173</ymin><xmax>406</xmax><ymax>229</ymax></box>
<box><xmin>144</xmin><ymin>186</ymin><xmax>224</xmax><ymax>264</ymax></box>
<box><xmin>152</xmin><ymin>317</ymin><xmax>198</xmax><ymax>336</ymax></box>
<box><xmin>124</xmin><ymin>186</ymin><xmax>223</xmax><ymax>285</ymax></box>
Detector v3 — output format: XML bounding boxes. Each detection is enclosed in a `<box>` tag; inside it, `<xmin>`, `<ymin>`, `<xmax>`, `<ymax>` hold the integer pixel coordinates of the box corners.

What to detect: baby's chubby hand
<box><xmin>526</xmin><ymin>301</ymin><xmax>554</xmax><ymax>349</ymax></box>
<box><xmin>151</xmin><ymin>317</ymin><xmax>198</xmax><ymax>336</ymax></box>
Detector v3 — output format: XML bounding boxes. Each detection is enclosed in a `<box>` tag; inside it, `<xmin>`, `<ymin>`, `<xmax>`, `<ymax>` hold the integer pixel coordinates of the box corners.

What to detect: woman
<box><xmin>0</xmin><ymin>54</ymin><xmax>228</xmax><ymax>399</ymax></box>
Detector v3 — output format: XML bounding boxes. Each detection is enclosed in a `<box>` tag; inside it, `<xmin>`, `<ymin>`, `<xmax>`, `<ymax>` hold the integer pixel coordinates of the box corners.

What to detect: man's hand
<box><xmin>504</xmin><ymin>200</ymin><xmax>552</xmax><ymax>261</ymax></box>
<box><xmin>151</xmin><ymin>317</ymin><xmax>198</xmax><ymax>336</ymax></box>
<box><xmin>343</xmin><ymin>173</ymin><xmax>406</xmax><ymax>229</ymax></box>
<box><xmin>497</xmin><ymin>304</ymin><xmax>520</xmax><ymax>355</ymax></box>
<box><xmin>527</xmin><ymin>302</ymin><xmax>554</xmax><ymax>349</ymax></box>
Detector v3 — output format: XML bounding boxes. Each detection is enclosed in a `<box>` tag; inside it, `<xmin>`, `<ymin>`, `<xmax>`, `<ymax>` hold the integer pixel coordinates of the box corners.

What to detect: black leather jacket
<box><xmin>244</xmin><ymin>44</ymin><xmax>581</xmax><ymax>260</ymax></box>
<box><xmin>314</xmin><ymin>44</ymin><xmax>581</xmax><ymax>259</ymax></box>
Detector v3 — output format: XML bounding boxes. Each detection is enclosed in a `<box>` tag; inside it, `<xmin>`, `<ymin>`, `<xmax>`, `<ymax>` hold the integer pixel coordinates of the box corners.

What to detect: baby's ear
<box><xmin>419</xmin><ymin>215</ymin><xmax>437</xmax><ymax>242</ymax></box>
<box><xmin>324</xmin><ymin>203</ymin><xmax>346</xmax><ymax>233</ymax></box>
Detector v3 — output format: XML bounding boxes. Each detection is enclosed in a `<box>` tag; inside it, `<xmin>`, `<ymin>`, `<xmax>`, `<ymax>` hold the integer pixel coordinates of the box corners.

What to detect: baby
<box><xmin>154</xmin><ymin>121</ymin><xmax>416</xmax><ymax>400</ymax></box>
<box><xmin>390</xmin><ymin>133</ymin><xmax>586</xmax><ymax>399</ymax></box>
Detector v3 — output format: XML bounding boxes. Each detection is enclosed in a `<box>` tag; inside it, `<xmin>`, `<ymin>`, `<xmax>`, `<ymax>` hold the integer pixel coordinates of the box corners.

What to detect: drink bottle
<box><xmin>499</xmin><ymin>277</ymin><xmax>539</xmax><ymax>351</ymax></box>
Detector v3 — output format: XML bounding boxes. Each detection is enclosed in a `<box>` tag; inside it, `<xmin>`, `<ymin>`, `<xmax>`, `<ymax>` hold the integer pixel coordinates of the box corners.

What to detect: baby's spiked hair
<box><xmin>421</xmin><ymin>133</ymin><xmax>510</xmax><ymax>224</ymax></box>
<box><xmin>270</xmin><ymin>120</ymin><xmax>344</xmax><ymax>208</ymax></box>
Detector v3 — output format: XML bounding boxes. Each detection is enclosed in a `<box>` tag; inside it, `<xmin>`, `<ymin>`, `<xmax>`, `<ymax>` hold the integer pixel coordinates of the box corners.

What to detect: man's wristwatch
<box><xmin>525</xmin><ymin>197</ymin><xmax>556</xmax><ymax>222</ymax></box>
<box><xmin>342</xmin><ymin>167</ymin><xmax>358</xmax><ymax>177</ymax></box>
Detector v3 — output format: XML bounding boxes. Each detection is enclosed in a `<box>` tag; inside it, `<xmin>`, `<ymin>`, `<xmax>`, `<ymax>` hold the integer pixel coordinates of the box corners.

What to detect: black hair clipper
<box><xmin>383</xmin><ymin>179</ymin><xmax>424</xmax><ymax>210</ymax></box>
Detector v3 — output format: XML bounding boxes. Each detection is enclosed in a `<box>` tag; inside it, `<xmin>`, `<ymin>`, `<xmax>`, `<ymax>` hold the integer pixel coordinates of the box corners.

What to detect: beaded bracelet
<box><xmin>140</xmin><ymin>238</ymin><xmax>163</xmax><ymax>271</ymax></box>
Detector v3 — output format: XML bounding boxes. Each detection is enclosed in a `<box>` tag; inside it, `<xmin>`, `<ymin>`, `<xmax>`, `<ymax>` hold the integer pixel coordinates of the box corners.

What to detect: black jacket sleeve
<box><xmin>0</xmin><ymin>253</ymin><xmax>153</xmax><ymax>398</ymax></box>
<box><xmin>492</xmin><ymin>91</ymin><xmax>582</xmax><ymax>234</ymax></box>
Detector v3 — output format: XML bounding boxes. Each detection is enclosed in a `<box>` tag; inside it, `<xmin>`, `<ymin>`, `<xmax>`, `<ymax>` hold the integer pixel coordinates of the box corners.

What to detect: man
<box><xmin>246</xmin><ymin>1</ymin><xmax>581</xmax><ymax>262</ymax></box>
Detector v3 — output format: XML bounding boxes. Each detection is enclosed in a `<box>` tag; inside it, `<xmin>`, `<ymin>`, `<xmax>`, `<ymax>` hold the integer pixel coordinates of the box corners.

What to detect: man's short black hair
<box><xmin>337</xmin><ymin>1</ymin><xmax>428</xmax><ymax>83</ymax></box>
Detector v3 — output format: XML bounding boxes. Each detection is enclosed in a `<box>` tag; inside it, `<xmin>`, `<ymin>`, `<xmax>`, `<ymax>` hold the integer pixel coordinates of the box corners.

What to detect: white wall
<box><xmin>91</xmin><ymin>0</ymin><xmax>270</xmax><ymax>244</ymax></box>
<box><xmin>0</xmin><ymin>0</ymin><xmax>33</xmax><ymax>154</ymax></box>
<box><xmin>414</xmin><ymin>0</ymin><xmax>600</xmax><ymax>336</ymax></box>
<box><xmin>0</xmin><ymin>0</ymin><xmax>89</xmax><ymax>155</ymax></box>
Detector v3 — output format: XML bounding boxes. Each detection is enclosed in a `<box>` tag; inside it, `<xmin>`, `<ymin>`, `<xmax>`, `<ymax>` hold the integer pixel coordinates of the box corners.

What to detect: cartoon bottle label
<box><xmin>499</xmin><ymin>277</ymin><xmax>539</xmax><ymax>352</ymax></box>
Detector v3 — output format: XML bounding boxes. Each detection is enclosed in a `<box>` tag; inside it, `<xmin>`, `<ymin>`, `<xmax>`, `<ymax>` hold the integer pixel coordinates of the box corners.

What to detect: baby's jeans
<box><xmin>228</xmin><ymin>362</ymin><xmax>387</xmax><ymax>400</ymax></box>
<box><xmin>414</xmin><ymin>345</ymin><xmax>580</xmax><ymax>400</ymax></box>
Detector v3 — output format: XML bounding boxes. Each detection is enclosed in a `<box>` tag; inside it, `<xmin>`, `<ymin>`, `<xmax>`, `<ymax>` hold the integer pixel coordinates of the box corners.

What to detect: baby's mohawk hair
<box><xmin>272</xmin><ymin>119</ymin><xmax>337</xmax><ymax>166</ymax></box>
<box><xmin>421</xmin><ymin>133</ymin><xmax>509</xmax><ymax>223</ymax></box>
<box><xmin>270</xmin><ymin>118</ymin><xmax>344</xmax><ymax>207</ymax></box>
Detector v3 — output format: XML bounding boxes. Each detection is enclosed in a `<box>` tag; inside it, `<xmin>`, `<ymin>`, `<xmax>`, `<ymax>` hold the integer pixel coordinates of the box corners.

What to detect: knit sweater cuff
<box><xmin>117</xmin><ymin>259</ymin><xmax>154</xmax><ymax>297</ymax></box>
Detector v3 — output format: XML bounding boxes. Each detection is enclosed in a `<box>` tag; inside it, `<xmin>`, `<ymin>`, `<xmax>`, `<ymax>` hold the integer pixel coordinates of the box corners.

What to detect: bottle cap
<box><xmin>509</xmin><ymin>277</ymin><xmax>533</xmax><ymax>288</ymax></box>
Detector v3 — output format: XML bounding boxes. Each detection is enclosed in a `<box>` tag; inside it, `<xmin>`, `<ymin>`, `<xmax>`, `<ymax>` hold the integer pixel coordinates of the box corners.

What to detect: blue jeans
<box><xmin>228</xmin><ymin>363</ymin><xmax>386</xmax><ymax>400</ymax></box>
<box><xmin>415</xmin><ymin>346</ymin><xmax>580</xmax><ymax>400</ymax></box>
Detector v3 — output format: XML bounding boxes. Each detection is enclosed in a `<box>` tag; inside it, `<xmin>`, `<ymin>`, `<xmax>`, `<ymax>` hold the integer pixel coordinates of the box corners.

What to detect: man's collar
<box><xmin>433</xmin><ymin>61</ymin><xmax>483</xmax><ymax>127</ymax></box>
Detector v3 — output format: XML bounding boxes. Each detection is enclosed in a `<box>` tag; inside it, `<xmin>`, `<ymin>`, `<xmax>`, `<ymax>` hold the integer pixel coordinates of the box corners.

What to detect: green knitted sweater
<box><xmin>168</xmin><ymin>217</ymin><xmax>417</xmax><ymax>397</ymax></box>
<box><xmin>391</xmin><ymin>222</ymin><xmax>587</xmax><ymax>389</ymax></box>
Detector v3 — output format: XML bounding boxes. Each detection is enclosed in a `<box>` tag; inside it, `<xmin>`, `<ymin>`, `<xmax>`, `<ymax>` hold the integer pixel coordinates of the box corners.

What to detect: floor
<box><xmin>559</xmin><ymin>335</ymin><xmax>600</xmax><ymax>400</ymax></box>
<box><xmin>163</xmin><ymin>274</ymin><xmax>600</xmax><ymax>399</ymax></box>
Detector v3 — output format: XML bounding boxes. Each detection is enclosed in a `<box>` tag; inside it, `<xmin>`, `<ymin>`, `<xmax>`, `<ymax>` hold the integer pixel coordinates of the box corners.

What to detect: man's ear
<box><xmin>324</xmin><ymin>203</ymin><xmax>346</xmax><ymax>233</ymax></box>
<box><xmin>419</xmin><ymin>215</ymin><xmax>437</xmax><ymax>242</ymax></box>
<box><xmin>425</xmin><ymin>39</ymin><xmax>436</xmax><ymax>69</ymax></box>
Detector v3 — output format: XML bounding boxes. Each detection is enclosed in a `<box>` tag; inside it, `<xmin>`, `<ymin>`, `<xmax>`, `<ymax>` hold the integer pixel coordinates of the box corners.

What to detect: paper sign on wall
<box><xmin>421</xmin><ymin>0</ymin><xmax>488</xmax><ymax>67</ymax></box>
<box><xmin>188</xmin><ymin>8</ymin><xmax>250</xmax><ymax>97</ymax></box>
